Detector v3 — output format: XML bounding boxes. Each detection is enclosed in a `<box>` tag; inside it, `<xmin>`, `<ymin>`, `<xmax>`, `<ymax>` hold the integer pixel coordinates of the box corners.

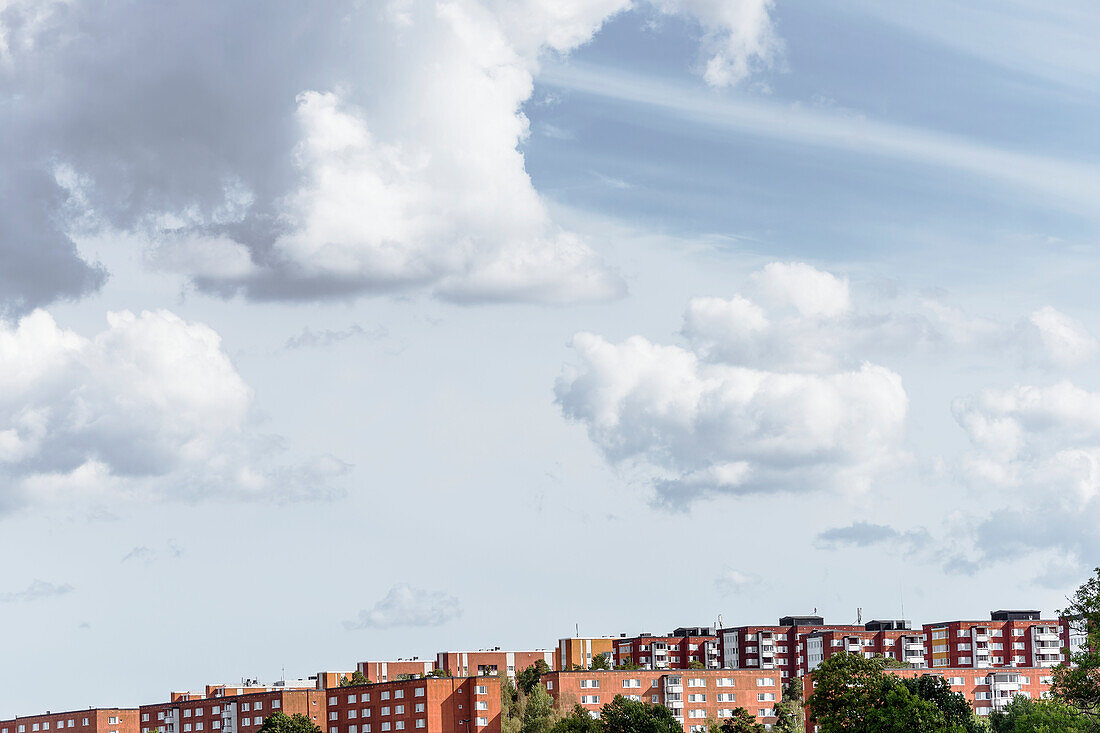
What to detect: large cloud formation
<box><xmin>0</xmin><ymin>309</ymin><xmax>346</xmax><ymax>512</ymax></box>
<box><xmin>953</xmin><ymin>380</ymin><xmax>1100</xmax><ymax>575</ymax></box>
<box><xmin>555</xmin><ymin>263</ymin><xmax>910</xmax><ymax>504</ymax></box>
<box><xmin>0</xmin><ymin>0</ymin><xmax>780</xmax><ymax>315</ymax></box>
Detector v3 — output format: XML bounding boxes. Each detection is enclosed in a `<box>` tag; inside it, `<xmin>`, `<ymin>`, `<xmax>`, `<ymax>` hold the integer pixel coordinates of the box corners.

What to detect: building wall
<box><xmin>357</xmin><ymin>663</ymin><xmax>435</xmax><ymax>683</ymax></box>
<box><xmin>325</xmin><ymin>677</ymin><xmax>501</xmax><ymax>733</ymax></box>
<box><xmin>612</xmin><ymin>637</ymin><xmax>719</xmax><ymax>671</ymax></box>
<box><xmin>923</xmin><ymin>619</ymin><xmax>1063</xmax><ymax>668</ymax></box>
<box><xmin>435</xmin><ymin>652</ymin><xmax>553</xmax><ymax>679</ymax></box>
<box><xmin>139</xmin><ymin>689</ymin><xmax>325</xmax><ymax>733</ymax></box>
<box><xmin>1</xmin><ymin>710</ymin><xmax>138</xmax><ymax>733</ymax></box>
<box><xmin>542</xmin><ymin>669</ymin><xmax>779</xmax><ymax>732</ymax></box>
<box><xmin>802</xmin><ymin>629</ymin><xmax>927</xmax><ymax>672</ymax></box>
<box><xmin>557</xmin><ymin>639</ymin><xmax>616</xmax><ymax>671</ymax></box>
<box><xmin>719</xmin><ymin>624</ymin><xmax>866</xmax><ymax>679</ymax></box>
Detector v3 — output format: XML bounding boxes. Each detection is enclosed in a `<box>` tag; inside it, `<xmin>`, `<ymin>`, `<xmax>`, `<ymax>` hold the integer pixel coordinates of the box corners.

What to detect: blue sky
<box><xmin>1</xmin><ymin>0</ymin><xmax>1099</xmax><ymax>719</ymax></box>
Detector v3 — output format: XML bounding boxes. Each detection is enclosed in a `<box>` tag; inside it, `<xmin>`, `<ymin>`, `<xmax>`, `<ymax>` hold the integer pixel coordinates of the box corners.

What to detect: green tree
<box><xmin>807</xmin><ymin>652</ymin><xmax>953</xmax><ymax>733</ymax></box>
<box><xmin>522</xmin><ymin>684</ymin><xmax>558</xmax><ymax>733</ymax></box>
<box><xmin>589</xmin><ymin>653</ymin><xmax>611</xmax><ymax>671</ymax></box>
<box><xmin>517</xmin><ymin>660</ymin><xmax>552</xmax><ymax>695</ymax></box>
<box><xmin>688</xmin><ymin>661</ymin><xmax>706</xmax><ymax>669</ymax></box>
<box><xmin>988</xmin><ymin>696</ymin><xmax>1091</xmax><ymax>733</ymax></box>
<box><xmin>549</xmin><ymin>705</ymin><xmax>599</xmax><ymax>733</ymax></box>
<box><xmin>340</xmin><ymin>670</ymin><xmax>371</xmax><ymax>687</ymax></box>
<box><xmin>599</xmin><ymin>696</ymin><xmax>682</xmax><ymax>733</ymax></box>
<box><xmin>426</xmin><ymin>668</ymin><xmax>448</xmax><ymax>678</ymax></box>
<box><xmin>773</xmin><ymin>676</ymin><xmax>804</xmax><ymax>733</ymax></box>
<box><xmin>614</xmin><ymin>660</ymin><xmax>641</xmax><ymax>671</ymax></box>
<box><xmin>1054</xmin><ymin>567</ymin><xmax>1100</xmax><ymax>724</ymax></box>
<box><xmin>898</xmin><ymin>674</ymin><xmax>984</xmax><ymax>732</ymax></box>
<box><xmin>501</xmin><ymin>674</ymin><xmax>523</xmax><ymax>733</ymax></box>
<box><xmin>716</xmin><ymin>708</ymin><xmax>766</xmax><ymax>732</ymax></box>
<box><xmin>256</xmin><ymin>713</ymin><xmax>321</xmax><ymax>733</ymax></box>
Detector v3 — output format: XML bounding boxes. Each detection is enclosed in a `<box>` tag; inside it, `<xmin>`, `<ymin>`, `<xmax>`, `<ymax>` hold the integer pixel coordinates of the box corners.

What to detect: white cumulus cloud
<box><xmin>0</xmin><ymin>0</ymin><xmax>780</xmax><ymax>313</ymax></box>
<box><xmin>555</xmin><ymin>262</ymin><xmax>909</xmax><ymax>505</ymax></box>
<box><xmin>0</xmin><ymin>309</ymin><xmax>347</xmax><ymax>512</ymax></box>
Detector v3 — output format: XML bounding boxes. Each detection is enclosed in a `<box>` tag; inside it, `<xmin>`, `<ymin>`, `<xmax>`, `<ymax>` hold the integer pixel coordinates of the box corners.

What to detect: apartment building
<box><xmin>556</xmin><ymin>638</ymin><xmax>617</xmax><ymax>671</ymax></box>
<box><xmin>802</xmin><ymin>666</ymin><xmax>1055</xmax><ymax>729</ymax></box>
<box><xmin>719</xmin><ymin>616</ymin><xmax>867</xmax><ymax>679</ymax></box>
<box><xmin>802</xmin><ymin>620</ymin><xmax>926</xmax><ymax>671</ymax></box>
<box><xmin>542</xmin><ymin>669</ymin><xmax>779</xmax><ymax>732</ymax></box>
<box><xmin>0</xmin><ymin>710</ymin><xmax>137</xmax><ymax>733</ymax></box>
<box><xmin>923</xmin><ymin>610</ymin><xmax>1063</xmax><ymax>669</ymax></box>
<box><xmin>325</xmin><ymin>676</ymin><xmax>501</xmax><ymax>733</ymax></box>
<box><xmin>612</xmin><ymin>628</ymin><xmax>720</xmax><ymax>670</ymax></box>
<box><xmin>139</xmin><ymin>688</ymin><xmax>325</xmax><ymax>733</ymax></box>
<box><xmin>434</xmin><ymin>650</ymin><xmax>554</xmax><ymax>679</ymax></box>
<box><xmin>356</xmin><ymin>662</ymin><xmax>435</xmax><ymax>683</ymax></box>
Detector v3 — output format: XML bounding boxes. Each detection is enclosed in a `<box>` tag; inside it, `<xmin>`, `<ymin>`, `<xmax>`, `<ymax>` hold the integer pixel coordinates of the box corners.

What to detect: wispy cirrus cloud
<box><xmin>0</xmin><ymin>580</ymin><xmax>74</xmax><ymax>603</ymax></box>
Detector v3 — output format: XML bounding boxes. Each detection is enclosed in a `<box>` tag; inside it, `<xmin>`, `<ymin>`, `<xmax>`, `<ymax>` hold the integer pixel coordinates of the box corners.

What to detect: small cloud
<box><xmin>121</xmin><ymin>546</ymin><xmax>156</xmax><ymax>564</ymax></box>
<box><xmin>814</xmin><ymin>521</ymin><xmax>931</xmax><ymax>553</ymax></box>
<box><xmin>715</xmin><ymin>567</ymin><xmax>760</xmax><ymax>595</ymax></box>
<box><xmin>0</xmin><ymin>580</ymin><xmax>74</xmax><ymax>603</ymax></box>
<box><xmin>343</xmin><ymin>584</ymin><xmax>461</xmax><ymax>629</ymax></box>
<box><xmin>284</xmin><ymin>324</ymin><xmax>388</xmax><ymax>350</ymax></box>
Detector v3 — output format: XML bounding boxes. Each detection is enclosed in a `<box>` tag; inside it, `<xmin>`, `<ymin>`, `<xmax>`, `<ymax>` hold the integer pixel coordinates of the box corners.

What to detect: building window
<box><xmin>394</xmin><ymin>725</ymin><xmax>404</xmax><ymax>731</ymax></box>
<box><xmin>381</xmin><ymin>709</ymin><xmax>389</xmax><ymax>718</ymax></box>
<box><xmin>348</xmin><ymin>712</ymin><xmax>357</xmax><ymax>720</ymax></box>
<box><xmin>394</xmin><ymin>708</ymin><xmax>403</xmax><ymax>716</ymax></box>
<box><xmin>271</xmin><ymin>702</ymin><xmax>280</xmax><ymax>711</ymax></box>
<box><xmin>415</xmin><ymin>722</ymin><xmax>425</xmax><ymax>730</ymax></box>
<box><xmin>580</xmin><ymin>680</ymin><xmax>599</xmax><ymax>689</ymax></box>
<box><xmin>381</xmin><ymin>693</ymin><xmax>390</xmax><ymax>701</ymax></box>
<box><xmin>580</xmin><ymin>696</ymin><xmax>600</xmax><ymax>705</ymax></box>
<box><xmin>475</xmin><ymin>720</ymin><xmax>488</xmax><ymax>728</ymax></box>
<box><xmin>475</xmin><ymin>703</ymin><xmax>488</xmax><ymax>711</ymax></box>
<box><xmin>756</xmin><ymin>678</ymin><xmax>774</xmax><ymax>687</ymax></box>
<box><xmin>242</xmin><ymin>706</ymin><xmax>250</xmax><ymax>714</ymax></box>
<box><xmin>687</xmin><ymin>679</ymin><xmax>705</xmax><ymax>688</ymax></box>
<box><xmin>414</xmin><ymin>705</ymin><xmax>424</xmax><ymax>714</ymax></box>
<box><xmin>757</xmin><ymin>693</ymin><xmax>775</xmax><ymax>702</ymax></box>
<box><xmin>415</xmin><ymin>689</ymin><xmax>426</xmax><ymax>698</ymax></box>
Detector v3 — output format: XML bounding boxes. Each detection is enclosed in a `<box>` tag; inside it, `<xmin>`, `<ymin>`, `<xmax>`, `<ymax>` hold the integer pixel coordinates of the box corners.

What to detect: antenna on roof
<box><xmin>576</xmin><ymin>623</ymin><xmax>579</xmax><ymax>638</ymax></box>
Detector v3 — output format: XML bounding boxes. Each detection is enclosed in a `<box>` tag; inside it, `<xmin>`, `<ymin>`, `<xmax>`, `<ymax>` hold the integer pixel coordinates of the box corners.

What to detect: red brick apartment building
<box><xmin>719</xmin><ymin>616</ymin><xmax>870</xmax><ymax>678</ymax></box>
<box><xmin>139</xmin><ymin>689</ymin><xmax>325</xmax><ymax>733</ymax></box>
<box><xmin>802</xmin><ymin>620</ymin><xmax>927</xmax><ymax>671</ymax></box>
<box><xmin>356</xmin><ymin>661</ymin><xmax>435</xmax><ymax>683</ymax></box>
<box><xmin>924</xmin><ymin>610</ymin><xmax>1063</xmax><ymax>668</ymax></box>
<box><xmin>325</xmin><ymin>677</ymin><xmax>501</xmax><ymax>733</ymax></box>
<box><xmin>542</xmin><ymin>669</ymin><xmax>779</xmax><ymax>732</ymax></box>
<box><xmin>613</xmin><ymin>628</ymin><xmax>720</xmax><ymax>670</ymax></box>
<box><xmin>802</xmin><ymin>666</ymin><xmax>1056</xmax><ymax>730</ymax></box>
<box><xmin>434</xmin><ymin>651</ymin><xmax>554</xmax><ymax>679</ymax></box>
<box><xmin>0</xmin><ymin>710</ymin><xmax>137</xmax><ymax>733</ymax></box>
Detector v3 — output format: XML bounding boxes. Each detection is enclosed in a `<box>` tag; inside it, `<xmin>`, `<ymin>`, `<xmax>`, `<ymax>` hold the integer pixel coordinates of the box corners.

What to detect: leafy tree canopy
<box><xmin>1054</xmin><ymin>567</ymin><xmax>1100</xmax><ymax>724</ymax></box>
<box><xmin>989</xmin><ymin>696</ymin><xmax>1092</xmax><ymax>733</ymax></box>
<box><xmin>715</xmin><ymin>708</ymin><xmax>766</xmax><ymax>732</ymax></box>
<box><xmin>807</xmin><ymin>652</ymin><xmax>979</xmax><ymax>733</ymax></box>
<box><xmin>256</xmin><ymin>713</ymin><xmax>320</xmax><ymax>733</ymax></box>
<box><xmin>599</xmin><ymin>696</ymin><xmax>682</xmax><ymax>733</ymax></box>
<box><xmin>517</xmin><ymin>660</ymin><xmax>552</xmax><ymax>696</ymax></box>
<box><xmin>340</xmin><ymin>671</ymin><xmax>371</xmax><ymax>687</ymax></box>
<box><xmin>549</xmin><ymin>705</ymin><xmax>600</xmax><ymax>733</ymax></box>
<box><xmin>590</xmin><ymin>654</ymin><xmax>611</xmax><ymax>671</ymax></box>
